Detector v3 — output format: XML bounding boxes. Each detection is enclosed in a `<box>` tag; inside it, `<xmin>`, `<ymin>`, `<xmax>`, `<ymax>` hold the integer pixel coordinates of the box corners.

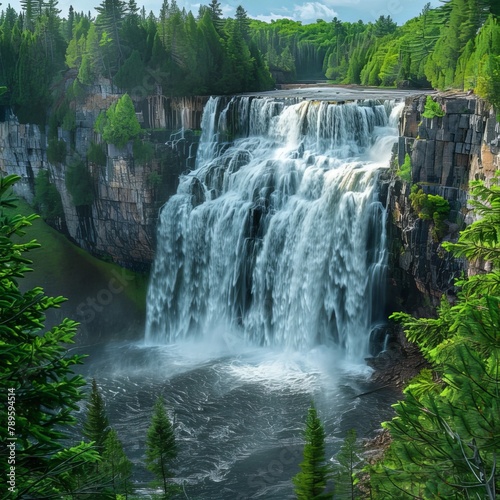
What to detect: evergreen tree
<box><xmin>120</xmin><ymin>0</ymin><xmax>147</xmax><ymax>59</ymax></box>
<box><xmin>145</xmin><ymin>395</ymin><xmax>179</xmax><ymax>499</ymax></box>
<box><xmin>114</xmin><ymin>49</ymin><xmax>146</xmax><ymax>91</ymax></box>
<box><xmin>207</xmin><ymin>0</ymin><xmax>222</xmax><ymax>22</ymax></box>
<box><xmin>293</xmin><ymin>403</ymin><xmax>333</xmax><ymax>500</ymax></box>
<box><xmin>0</xmin><ymin>174</ymin><xmax>100</xmax><ymax>498</ymax></box>
<box><xmin>101</xmin><ymin>93</ymin><xmax>141</xmax><ymax>147</ymax></box>
<box><xmin>235</xmin><ymin>5</ymin><xmax>250</xmax><ymax>41</ymax></box>
<box><xmin>196</xmin><ymin>10</ymin><xmax>225</xmax><ymax>93</ymax></box>
<box><xmin>83</xmin><ymin>378</ymin><xmax>110</xmax><ymax>453</ymax></box>
<box><xmin>101</xmin><ymin>429</ymin><xmax>133</xmax><ymax>497</ymax></box>
<box><xmin>219</xmin><ymin>18</ymin><xmax>253</xmax><ymax>93</ymax></box>
<box><xmin>64</xmin><ymin>4</ymin><xmax>75</xmax><ymax>40</ymax></box>
<box><xmin>333</xmin><ymin>429</ymin><xmax>364</xmax><ymax>499</ymax></box>
<box><xmin>34</xmin><ymin>169</ymin><xmax>64</xmax><ymax>223</ymax></box>
<box><xmin>95</xmin><ymin>0</ymin><xmax>128</xmax><ymax>70</ymax></box>
<box><xmin>370</xmin><ymin>176</ymin><xmax>500</xmax><ymax>498</ymax></box>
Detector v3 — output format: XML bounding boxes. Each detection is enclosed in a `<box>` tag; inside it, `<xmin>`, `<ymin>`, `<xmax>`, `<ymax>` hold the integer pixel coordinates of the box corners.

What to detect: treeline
<box><xmin>0</xmin><ymin>0</ymin><xmax>274</xmax><ymax>125</ymax></box>
<box><xmin>250</xmin><ymin>0</ymin><xmax>500</xmax><ymax>98</ymax></box>
<box><xmin>0</xmin><ymin>0</ymin><xmax>499</xmax><ymax>126</ymax></box>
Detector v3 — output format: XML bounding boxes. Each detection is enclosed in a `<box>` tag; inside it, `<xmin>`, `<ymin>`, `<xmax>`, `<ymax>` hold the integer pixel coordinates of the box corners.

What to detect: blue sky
<box><xmin>6</xmin><ymin>0</ymin><xmax>442</xmax><ymax>25</ymax></box>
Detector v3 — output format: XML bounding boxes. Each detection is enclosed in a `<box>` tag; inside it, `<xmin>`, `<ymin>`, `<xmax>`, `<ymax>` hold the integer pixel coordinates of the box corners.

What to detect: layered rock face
<box><xmin>0</xmin><ymin>85</ymin><xmax>207</xmax><ymax>271</ymax></box>
<box><xmin>1</xmin><ymin>89</ymin><xmax>499</xmax><ymax>286</ymax></box>
<box><xmin>387</xmin><ymin>93</ymin><xmax>500</xmax><ymax>315</ymax></box>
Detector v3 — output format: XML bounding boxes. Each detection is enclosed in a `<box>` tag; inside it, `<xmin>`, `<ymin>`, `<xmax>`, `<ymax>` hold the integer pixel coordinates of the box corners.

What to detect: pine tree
<box><xmin>64</xmin><ymin>5</ymin><xmax>75</xmax><ymax>41</ymax></box>
<box><xmin>370</xmin><ymin>176</ymin><xmax>500</xmax><ymax>498</ymax></box>
<box><xmin>207</xmin><ymin>0</ymin><xmax>222</xmax><ymax>22</ymax></box>
<box><xmin>219</xmin><ymin>18</ymin><xmax>253</xmax><ymax>93</ymax></box>
<box><xmin>293</xmin><ymin>404</ymin><xmax>333</xmax><ymax>500</ymax></box>
<box><xmin>145</xmin><ymin>395</ymin><xmax>179</xmax><ymax>499</ymax></box>
<box><xmin>101</xmin><ymin>93</ymin><xmax>141</xmax><ymax>148</ymax></box>
<box><xmin>95</xmin><ymin>0</ymin><xmax>128</xmax><ymax>70</ymax></box>
<box><xmin>0</xmin><ymin>174</ymin><xmax>100</xmax><ymax>498</ymax></box>
<box><xmin>235</xmin><ymin>5</ymin><xmax>250</xmax><ymax>41</ymax></box>
<box><xmin>334</xmin><ymin>429</ymin><xmax>363</xmax><ymax>499</ymax></box>
<box><xmin>101</xmin><ymin>429</ymin><xmax>133</xmax><ymax>497</ymax></box>
<box><xmin>83</xmin><ymin>378</ymin><xmax>110</xmax><ymax>453</ymax></box>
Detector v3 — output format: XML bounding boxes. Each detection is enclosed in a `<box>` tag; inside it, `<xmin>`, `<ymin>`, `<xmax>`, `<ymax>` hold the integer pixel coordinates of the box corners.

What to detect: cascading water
<box><xmin>75</xmin><ymin>94</ymin><xmax>405</xmax><ymax>499</ymax></box>
<box><xmin>146</xmin><ymin>96</ymin><xmax>404</xmax><ymax>359</ymax></box>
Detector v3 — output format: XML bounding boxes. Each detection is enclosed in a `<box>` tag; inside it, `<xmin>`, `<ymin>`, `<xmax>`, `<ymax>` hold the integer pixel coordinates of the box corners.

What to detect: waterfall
<box><xmin>146</xmin><ymin>96</ymin><xmax>403</xmax><ymax>359</ymax></box>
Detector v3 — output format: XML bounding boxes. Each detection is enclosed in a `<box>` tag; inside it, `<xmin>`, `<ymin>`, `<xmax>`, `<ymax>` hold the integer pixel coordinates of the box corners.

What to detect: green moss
<box><xmin>33</xmin><ymin>169</ymin><xmax>64</xmax><ymax>221</ymax></box>
<box><xmin>397</xmin><ymin>153</ymin><xmax>412</xmax><ymax>183</ymax></box>
<box><xmin>66</xmin><ymin>160</ymin><xmax>94</xmax><ymax>206</ymax></box>
<box><xmin>410</xmin><ymin>185</ymin><xmax>450</xmax><ymax>240</ymax></box>
<box><xmin>87</xmin><ymin>141</ymin><xmax>107</xmax><ymax>166</ymax></box>
<box><xmin>422</xmin><ymin>95</ymin><xmax>445</xmax><ymax>119</ymax></box>
<box><xmin>6</xmin><ymin>198</ymin><xmax>148</xmax><ymax>315</ymax></box>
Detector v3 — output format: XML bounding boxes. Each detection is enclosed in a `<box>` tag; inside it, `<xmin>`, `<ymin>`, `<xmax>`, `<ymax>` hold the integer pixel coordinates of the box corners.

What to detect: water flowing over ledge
<box><xmin>146</xmin><ymin>96</ymin><xmax>404</xmax><ymax>360</ymax></box>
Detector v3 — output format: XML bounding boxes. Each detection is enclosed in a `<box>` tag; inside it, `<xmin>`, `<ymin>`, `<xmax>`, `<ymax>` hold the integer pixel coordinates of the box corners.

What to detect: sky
<box><xmin>5</xmin><ymin>0</ymin><xmax>443</xmax><ymax>25</ymax></box>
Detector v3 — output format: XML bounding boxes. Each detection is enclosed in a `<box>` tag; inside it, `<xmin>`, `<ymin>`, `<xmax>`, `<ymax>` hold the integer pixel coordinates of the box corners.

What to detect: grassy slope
<box><xmin>10</xmin><ymin>199</ymin><xmax>149</xmax><ymax>343</ymax></box>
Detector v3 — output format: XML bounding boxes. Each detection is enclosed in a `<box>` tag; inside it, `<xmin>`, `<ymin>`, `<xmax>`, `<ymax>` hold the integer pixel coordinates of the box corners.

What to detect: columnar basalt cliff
<box><xmin>386</xmin><ymin>92</ymin><xmax>500</xmax><ymax>316</ymax></box>
<box><xmin>1</xmin><ymin>89</ymin><xmax>499</xmax><ymax>287</ymax></box>
<box><xmin>0</xmin><ymin>84</ymin><xmax>207</xmax><ymax>271</ymax></box>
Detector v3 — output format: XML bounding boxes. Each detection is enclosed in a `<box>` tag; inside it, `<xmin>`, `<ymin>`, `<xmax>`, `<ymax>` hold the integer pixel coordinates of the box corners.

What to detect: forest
<box><xmin>1</xmin><ymin>0</ymin><xmax>500</xmax><ymax>498</ymax></box>
<box><xmin>0</xmin><ymin>0</ymin><xmax>499</xmax><ymax>127</ymax></box>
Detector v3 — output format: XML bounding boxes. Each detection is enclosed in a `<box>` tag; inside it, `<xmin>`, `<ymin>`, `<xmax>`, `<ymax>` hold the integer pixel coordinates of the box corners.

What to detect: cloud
<box><xmin>293</xmin><ymin>2</ymin><xmax>339</xmax><ymax>21</ymax></box>
<box><xmin>322</xmin><ymin>0</ymin><xmax>360</xmax><ymax>4</ymax></box>
<box><xmin>251</xmin><ymin>12</ymin><xmax>294</xmax><ymax>23</ymax></box>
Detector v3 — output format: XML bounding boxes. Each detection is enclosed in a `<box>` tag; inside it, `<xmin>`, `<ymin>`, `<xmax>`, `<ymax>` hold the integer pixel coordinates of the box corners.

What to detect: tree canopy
<box><xmin>1</xmin><ymin>0</ymin><xmax>499</xmax><ymax>126</ymax></box>
<box><xmin>0</xmin><ymin>174</ymin><xmax>99</xmax><ymax>498</ymax></box>
<box><xmin>369</xmin><ymin>176</ymin><xmax>500</xmax><ymax>498</ymax></box>
<box><xmin>293</xmin><ymin>403</ymin><xmax>332</xmax><ymax>499</ymax></box>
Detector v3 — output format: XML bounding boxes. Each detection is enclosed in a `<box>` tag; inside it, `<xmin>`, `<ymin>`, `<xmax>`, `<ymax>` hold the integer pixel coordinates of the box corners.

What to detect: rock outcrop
<box><xmin>0</xmin><ymin>83</ymin><xmax>207</xmax><ymax>271</ymax></box>
<box><xmin>2</xmin><ymin>88</ymin><xmax>499</xmax><ymax>285</ymax></box>
<box><xmin>386</xmin><ymin>92</ymin><xmax>500</xmax><ymax>315</ymax></box>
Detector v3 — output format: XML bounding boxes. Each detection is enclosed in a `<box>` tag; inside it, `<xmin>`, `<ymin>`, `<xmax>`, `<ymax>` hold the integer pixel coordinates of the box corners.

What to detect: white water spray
<box><xmin>146</xmin><ymin>96</ymin><xmax>403</xmax><ymax>360</ymax></box>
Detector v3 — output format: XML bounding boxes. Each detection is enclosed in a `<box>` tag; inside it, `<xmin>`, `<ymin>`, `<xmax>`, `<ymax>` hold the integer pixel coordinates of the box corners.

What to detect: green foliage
<box><xmin>47</xmin><ymin>137</ymin><xmax>67</xmax><ymax>164</ymax></box>
<box><xmin>83</xmin><ymin>378</ymin><xmax>110</xmax><ymax>453</ymax></box>
<box><xmin>101</xmin><ymin>429</ymin><xmax>133</xmax><ymax>497</ymax></box>
<box><xmin>0</xmin><ymin>174</ymin><xmax>100</xmax><ymax>498</ymax></box>
<box><xmin>95</xmin><ymin>110</ymin><xmax>108</xmax><ymax>135</ymax></box>
<box><xmin>443</xmin><ymin>175</ymin><xmax>500</xmax><ymax>264</ymax></box>
<box><xmin>397</xmin><ymin>153</ymin><xmax>412</xmax><ymax>183</ymax></box>
<box><xmin>66</xmin><ymin>160</ymin><xmax>94</xmax><ymax>206</ymax></box>
<box><xmin>133</xmin><ymin>138</ymin><xmax>154</xmax><ymax>163</ymax></box>
<box><xmin>476</xmin><ymin>53</ymin><xmax>500</xmax><ymax>118</ymax></box>
<box><xmin>422</xmin><ymin>95</ymin><xmax>445</xmax><ymax>119</ymax></box>
<box><xmin>33</xmin><ymin>169</ymin><xmax>64</xmax><ymax>222</ymax></box>
<box><xmin>410</xmin><ymin>185</ymin><xmax>450</xmax><ymax>240</ymax></box>
<box><xmin>101</xmin><ymin>94</ymin><xmax>141</xmax><ymax>148</ymax></box>
<box><xmin>145</xmin><ymin>395</ymin><xmax>180</xmax><ymax>498</ymax></box>
<box><xmin>88</xmin><ymin>141</ymin><xmax>108</xmax><ymax>166</ymax></box>
<box><xmin>293</xmin><ymin>403</ymin><xmax>333</xmax><ymax>500</ymax></box>
<box><xmin>62</xmin><ymin>108</ymin><xmax>76</xmax><ymax>131</ymax></box>
<box><xmin>114</xmin><ymin>49</ymin><xmax>146</xmax><ymax>91</ymax></box>
<box><xmin>147</xmin><ymin>171</ymin><xmax>163</xmax><ymax>187</ymax></box>
<box><xmin>333</xmin><ymin>429</ymin><xmax>364</xmax><ymax>499</ymax></box>
<box><xmin>371</xmin><ymin>175</ymin><xmax>500</xmax><ymax>499</ymax></box>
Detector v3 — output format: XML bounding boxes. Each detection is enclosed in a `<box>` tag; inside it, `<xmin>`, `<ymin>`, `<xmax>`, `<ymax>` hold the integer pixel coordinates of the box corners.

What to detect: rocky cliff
<box><xmin>0</xmin><ymin>83</ymin><xmax>207</xmax><ymax>271</ymax></box>
<box><xmin>1</xmin><ymin>89</ymin><xmax>499</xmax><ymax>287</ymax></box>
<box><xmin>386</xmin><ymin>92</ymin><xmax>500</xmax><ymax>316</ymax></box>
